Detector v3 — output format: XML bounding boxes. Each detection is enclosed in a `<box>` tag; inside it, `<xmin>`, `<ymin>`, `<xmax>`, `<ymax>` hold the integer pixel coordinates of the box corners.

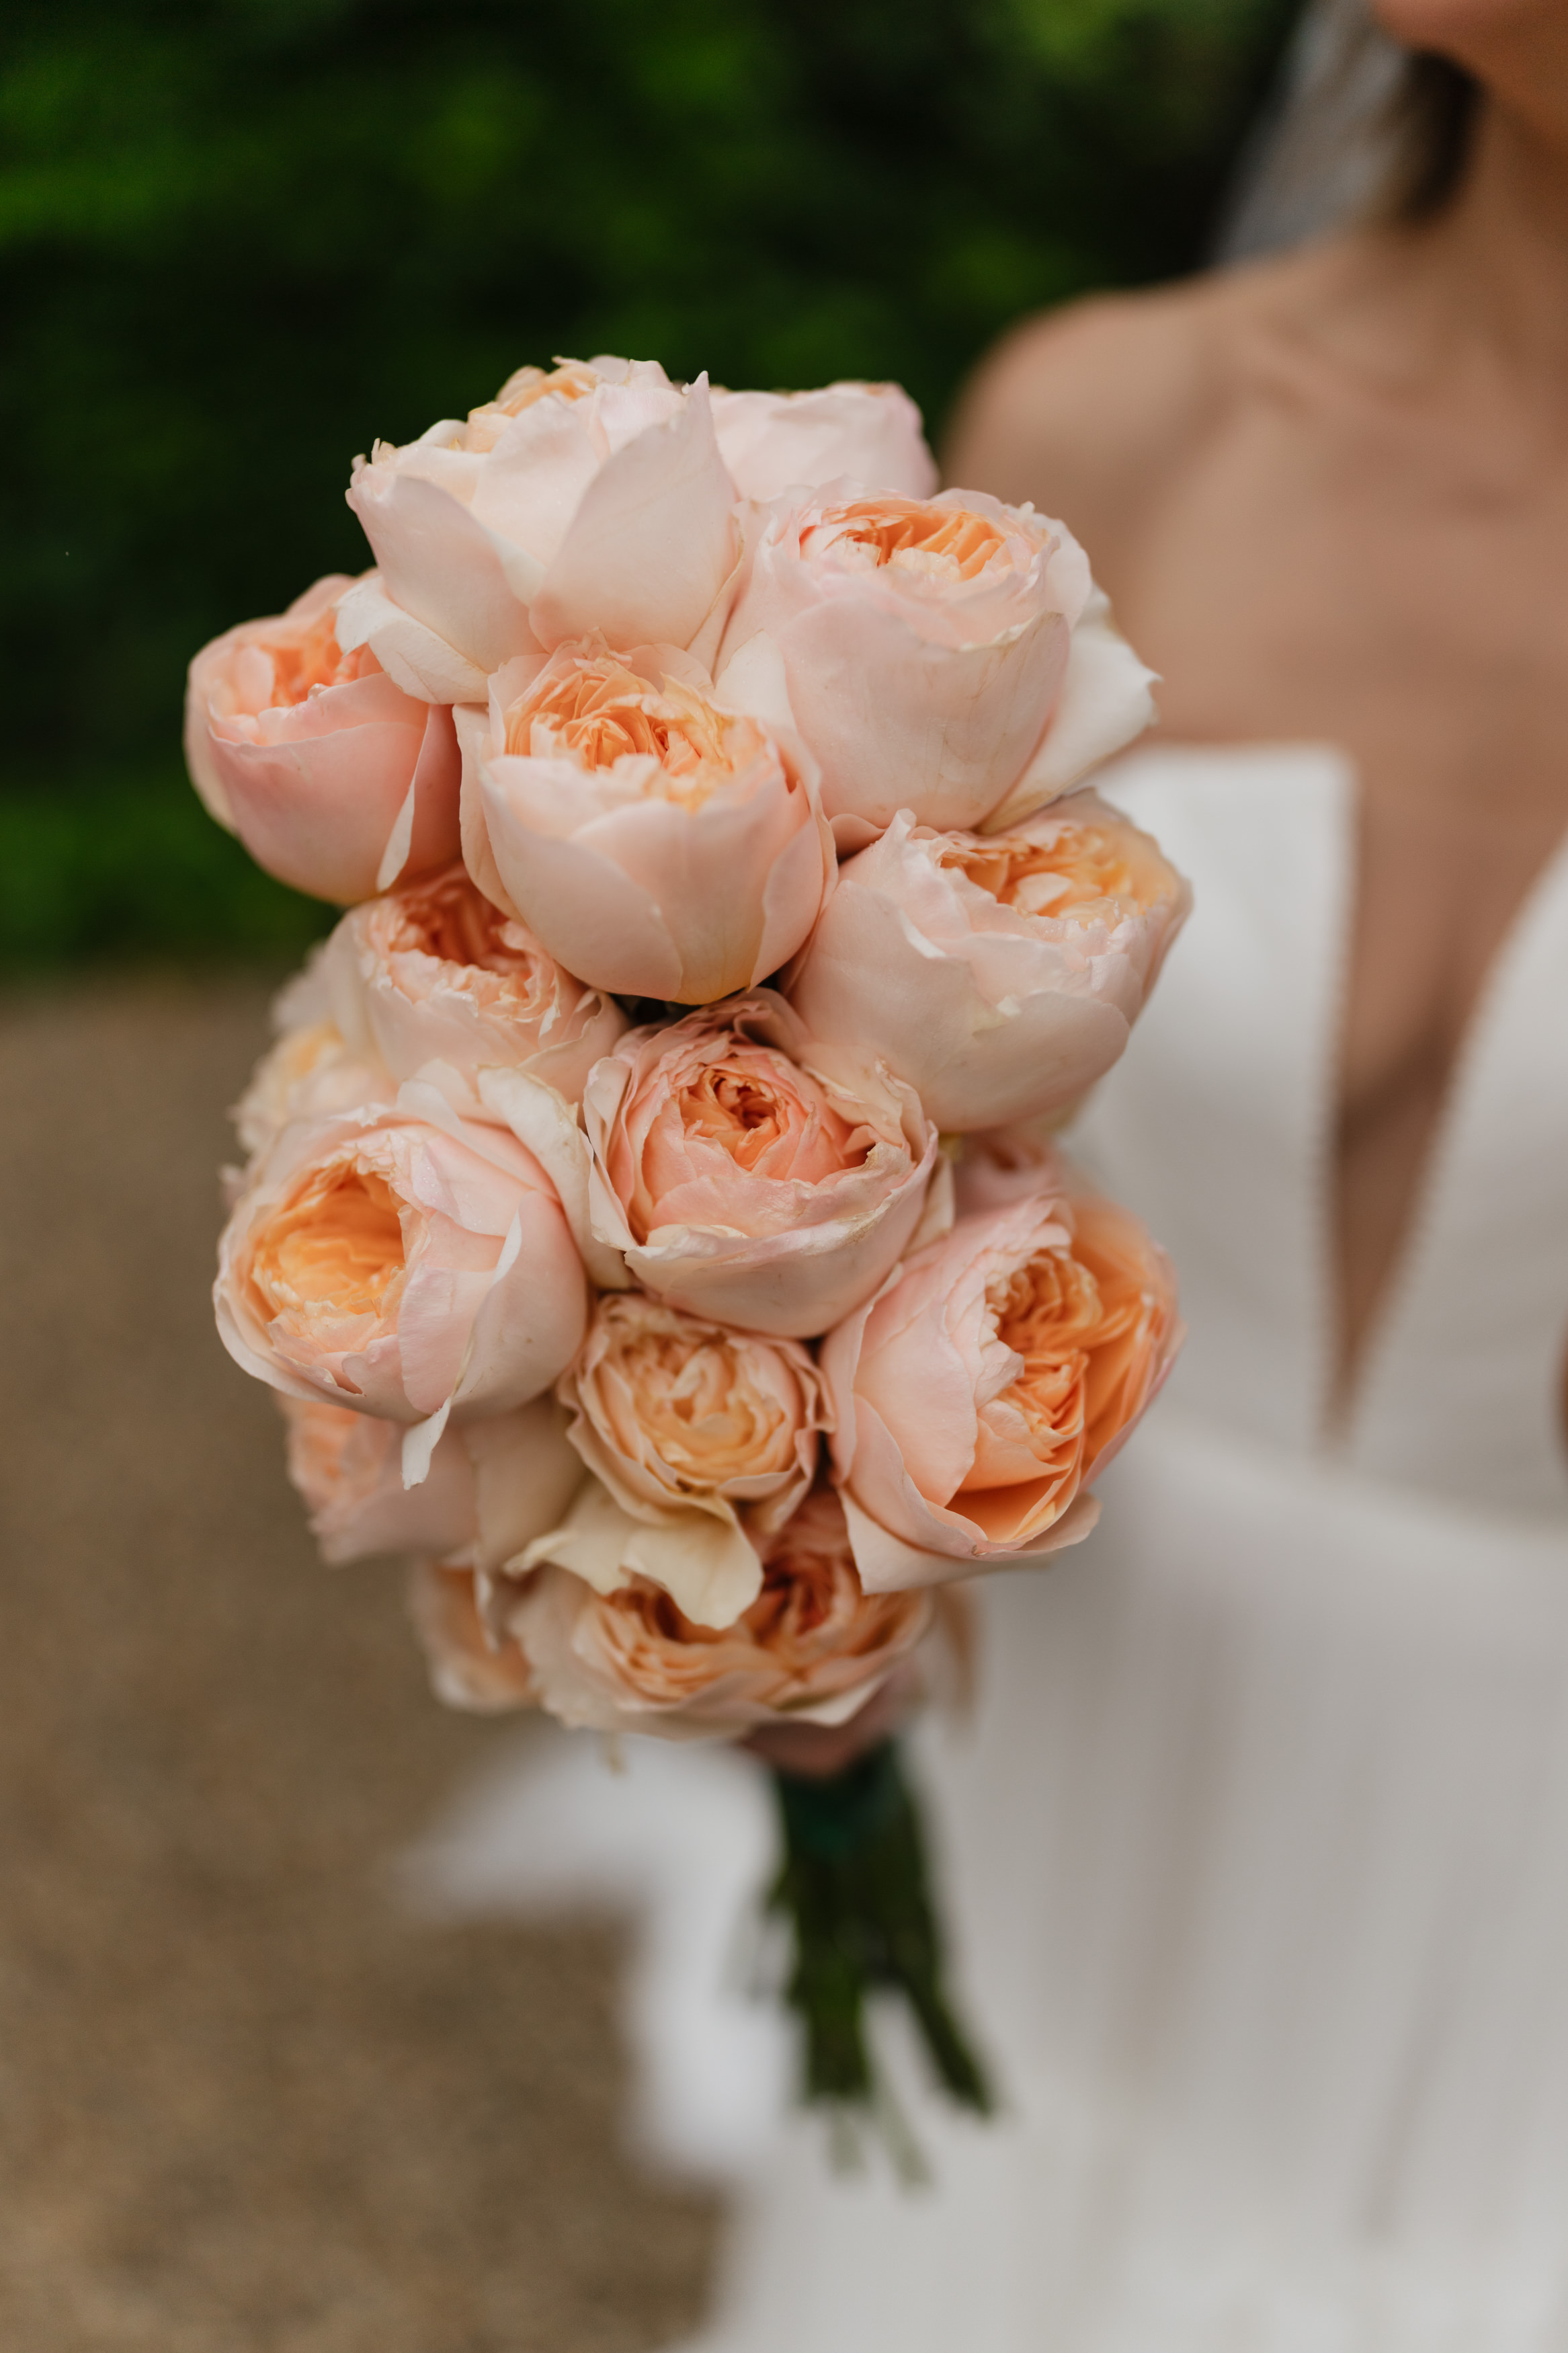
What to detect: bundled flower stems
<box><xmin>190</xmin><ymin>359</ymin><xmax>1188</xmax><ymax>2146</ymax></box>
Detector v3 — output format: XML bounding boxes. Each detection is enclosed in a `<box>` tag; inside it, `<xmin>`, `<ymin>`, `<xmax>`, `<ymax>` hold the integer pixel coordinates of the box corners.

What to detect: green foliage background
<box><xmin>1</xmin><ymin>0</ymin><xmax>1289</xmax><ymax>966</ymax></box>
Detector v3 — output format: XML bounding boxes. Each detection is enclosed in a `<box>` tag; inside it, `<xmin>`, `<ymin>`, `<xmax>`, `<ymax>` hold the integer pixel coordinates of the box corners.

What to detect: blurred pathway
<box><xmin>0</xmin><ymin>973</ymin><xmax>716</xmax><ymax>2352</ymax></box>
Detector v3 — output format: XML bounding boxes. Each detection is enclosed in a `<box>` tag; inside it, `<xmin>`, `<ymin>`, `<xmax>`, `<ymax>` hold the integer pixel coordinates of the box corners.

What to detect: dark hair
<box><xmin>1378</xmin><ymin>50</ymin><xmax>1481</xmax><ymax>222</ymax></box>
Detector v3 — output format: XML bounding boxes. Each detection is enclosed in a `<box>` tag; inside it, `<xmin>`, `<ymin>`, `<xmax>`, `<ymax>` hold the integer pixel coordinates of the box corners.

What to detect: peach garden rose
<box><xmin>414</xmin><ymin>1486</ymin><xmax>934</xmax><ymax>1740</ymax></box>
<box><xmin>718</xmin><ymin>487</ymin><xmax>1155</xmax><ymax>841</ymax></box>
<box><xmin>325</xmin><ymin>861</ymin><xmax>626</xmax><ymax>1107</ymax></box>
<box><xmin>456</xmin><ymin>640</ymin><xmax>829</xmax><ymax>1006</ymax></box>
<box><xmin>788</xmin><ymin>790</ymin><xmax>1190</xmax><ymax>1131</ymax></box>
<box><xmin>339</xmin><ymin>358</ymin><xmax>741</xmax><ymax>698</ymax></box>
<box><xmin>823</xmin><ymin>1180</ymin><xmax>1182</xmax><ymax>1591</ymax></box>
<box><xmin>583</xmin><ymin>990</ymin><xmax>944</xmax><ymax>1341</ymax></box>
<box><xmin>528</xmin><ymin>1291</ymin><xmax>831</xmax><ymax>1624</ymax></box>
<box><xmin>216</xmin><ymin>1090</ymin><xmax>588</xmax><ymax>1451</ymax></box>
<box><xmin>184</xmin><ymin>573</ymin><xmax>462</xmax><ymax>903</ymax></box>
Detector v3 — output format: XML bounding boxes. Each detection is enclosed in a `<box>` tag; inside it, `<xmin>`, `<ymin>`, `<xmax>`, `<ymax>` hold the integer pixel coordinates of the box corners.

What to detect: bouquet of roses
<box><xmin>189</xmin><ymin>358</ymin><xmax>1187</xmax><ymax>2132</ymax></box>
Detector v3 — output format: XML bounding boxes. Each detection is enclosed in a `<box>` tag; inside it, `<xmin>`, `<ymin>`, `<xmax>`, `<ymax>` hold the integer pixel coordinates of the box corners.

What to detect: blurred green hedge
<box><xmin>1</xmin><ymin>0</ymin><xmax>1289</xmax><ymax>966</ymax></box>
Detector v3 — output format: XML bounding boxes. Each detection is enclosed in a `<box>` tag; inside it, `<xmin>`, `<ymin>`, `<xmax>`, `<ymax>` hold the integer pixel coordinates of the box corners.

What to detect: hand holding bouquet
<box><xmin>188</xmin><ymin>356</ymin><xmax>1187</xmax><ymax>2141</ymax></box>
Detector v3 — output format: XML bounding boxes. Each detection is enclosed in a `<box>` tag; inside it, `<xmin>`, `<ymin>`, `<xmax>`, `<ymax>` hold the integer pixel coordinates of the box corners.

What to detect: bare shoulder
<box><xmin>942</xmin><ymin>255</ymin><xmax>1321</xmax><ymax>568</ymax></box>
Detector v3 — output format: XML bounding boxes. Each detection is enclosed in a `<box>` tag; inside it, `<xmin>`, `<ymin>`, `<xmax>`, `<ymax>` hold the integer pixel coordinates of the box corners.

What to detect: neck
<box><xmin>1403</xmin><ymin>97</ymin><xmax>1568</xmax><ymax>381</ymax></box>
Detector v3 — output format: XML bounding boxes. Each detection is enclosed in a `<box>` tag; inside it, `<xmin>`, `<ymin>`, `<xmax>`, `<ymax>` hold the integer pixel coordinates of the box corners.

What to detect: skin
<box><xmin>769</xmin><ymin>0</ymin><xmax>1568</xmax><ymax>1778</ymax></box>
<box><xmin>946</xmin><ymin>0</ymin><xmax>1568</xmax><ymax>1403</ymax></box>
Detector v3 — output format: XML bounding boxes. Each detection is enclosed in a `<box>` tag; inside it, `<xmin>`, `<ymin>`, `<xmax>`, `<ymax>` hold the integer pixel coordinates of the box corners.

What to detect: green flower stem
<box><xmin>767</xmin><ymin>1739</ymin><xmax>993</xmax><ymax>2132</ymax></box>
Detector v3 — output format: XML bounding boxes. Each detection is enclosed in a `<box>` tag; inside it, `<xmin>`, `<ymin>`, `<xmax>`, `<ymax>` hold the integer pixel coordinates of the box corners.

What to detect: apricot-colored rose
<box><xmin>823</xmin><ymin>1182</ymin><xmax>1182</xmax><ymax>1591</ymax></box>
<box><xmin>282</xmin><ymin>1392</ymin><xmax>583</xmax><ymax>1570</ymax></box>
<box><xmin>720</xmin><ymin>489</ymin><xmax>1155</xmax><ymax>840</ymax></box>
<box><xmin>544</xmin><ymin>1291</ymin><xmax>830</xmax><ymax>1622</ymax></box>
<box><xmin>584</xmin><ymin>990</ymin><xmax>942</xmax><ymax>1340</ymax></box>
<box><xmin>456</xmin><ymin>641</ymin><xmax>827</xmax><ymax>1004</ymax></box>
<box><xmin>710</xmin><ymin>381</ymin><xmax>936</xmax><ymax>502</ymax></box>
<box><xmin>326</xmin><ymin>862</ymin><xmax>625</xmax><ymax>1108</ymax></box>
<box><xmin>216</xmin><ymin>1090</ymin><xmax>587</xmax><ymax>1436</ymax></box>
<box><xmin>788</xmin><ymin>790</ymin><xmax>1190</xmax><ymax>1130</ymax></box>
<box><xmin>341</xmin><ymin>358</ymin><xmax>741</xmax><ymax>697</ymax></box>
<box><xmin>429</xmin><ymin>1486</ymin><xmax>933</xmax><ymax>1737</ymax></box>
<box><xmin>185</xmin><ymin>573</ymin><xmax>462</xmax><ymax>902</ymax></box>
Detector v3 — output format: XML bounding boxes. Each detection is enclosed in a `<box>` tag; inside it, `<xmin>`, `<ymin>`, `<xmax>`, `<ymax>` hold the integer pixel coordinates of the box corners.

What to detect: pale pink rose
<box><xmin>547</xmin><ymin>1291</ymin><xmax>831</xmax><ymax>1620</ymax></box>
<box><xmin>231</xmin><ymin>1019</ymin><xmax>394</xmax><ymax>1163</ymax></box>
<box><xmin>184</xmin><ymin>574</ymin><xmax>462</xmax><ymax>902</ymax></box>
<box><xmin>340</xmin><ymin>359</ymin><xmax>741</xmax><ymax>699</ymax></box>
<box><xmin>710</xmin><ymin>382</ymin><xmax>936</xmax><ymax>502</ymax></box>
<box><xmin>431</xmin><ymin>1486</ymin><xmax>934</xmax><ymax>1737</ymax></box>
<box><xmin>583</xmin><ymin>990</ymin><xmax>943</xmax><ymax>1341</ymax></box>
<box><xmin>719</xmin><ymin>489</ymin><xmax>1155</xmax><ymax>840</ymax></box>
<box><xmin>788</xmin><ymin>791</ymin><xmax>1190</xmax><ymax>1131</ymax></box>
<box><xmin>282</xmin><ymin>1392</ymin><xmax>583</xmax><ymax>1569</ymax></box>
<box><xmin>823</xmin><ymin>1182</ymin><xmax>1182</xmax><ymax>1591</ymax></box>
<box><xmin>216</xmin><ymin>1086</ymin><xmax>588</xmax><ymax>1439</ymax></box>
<box><xmin>325</xmin><ymin>862</ymin><xmax>626</xmax><ymax>1106</ymax></box>
<box><xmin>456</xmin><ymin>641</ymin><xmax>829</xmax><ymax>1005</ymax></box>
<box><xmin>409</xmin><ymin>1562</ymin><xmax>540</xmax><ymax>1712</ymax></box>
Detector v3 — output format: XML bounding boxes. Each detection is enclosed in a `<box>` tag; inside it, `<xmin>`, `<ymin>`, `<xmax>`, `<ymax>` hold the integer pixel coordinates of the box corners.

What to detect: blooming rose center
<box><xmin>749</xmin><ymin>1492</ymin><xmax>925</xmax><ymax>1667</ymax></box>
<box><xmin>747</xmin><ymin>1508</ymin><xmax>854</xmax><ymax>1648</ymax></box>
<box><xmin>463</xmin><ymin>362</ymin><xmax>597</xmax><ymax>452</ymax></box>
<box><xmin>678</xmin><ymin>1051</ymin><xmax>870</xmax><ymax>1179</ymax></box>
<box><xmin>263</xmin><ymin>608</ymin><xmax>378</xmax><ymax>709</ymax></box>
<box><xmin>595</xmin><ymin>1303</ymin><xmax>792</xmax><ymax>1486</ymax></box>
<box><xmin>803</xmin><ymin>497</ymin><xmax>1013</xmax><ymax>583</ymax></box>
<box><xmin>251</xmin><ymin>1164</ymin><xmax>406</xmax><ymax>1329</ymax></box>
<box><xmin>505</xmin><ymin>662</ymin><xmax>764</xmax><ymax>811</ymax></box>
<box><xmin>942</xmin><ymin>822</ymin><xmax>1147</xmax><ymax>922</ymax></box>
<box><xmin>984</xmin><ymin>1247</ymin><xmax>1105</xmax><ymax>1457</ymax></box>
<box><xmin>380</xmin><ymin>870</ymin><xmax>557</xmax><ymax>1012</ymax></box>
<box><xmin>589</xmin><ymin>1503</ymin><xmax>913</xmax><ymax>1679</ymax></box>
<box><xmin>483</xmin><ymin>361</ymin><xmax>596</xmax><ymax>420</ymax></box>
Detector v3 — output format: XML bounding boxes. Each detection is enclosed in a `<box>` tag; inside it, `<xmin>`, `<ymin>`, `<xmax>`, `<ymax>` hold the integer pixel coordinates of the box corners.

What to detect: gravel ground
<box><xmin>0</xmin><ymin>972</ymin><xmax>717</xmax><ymax>2352</ymax></box>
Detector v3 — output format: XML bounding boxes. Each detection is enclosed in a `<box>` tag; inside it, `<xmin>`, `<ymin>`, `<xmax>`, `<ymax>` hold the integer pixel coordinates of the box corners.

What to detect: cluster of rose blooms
<box><xmin>186</xmin><ymin>357</ymin><xmax>1188</xmax><ymax>1745</ymax></box>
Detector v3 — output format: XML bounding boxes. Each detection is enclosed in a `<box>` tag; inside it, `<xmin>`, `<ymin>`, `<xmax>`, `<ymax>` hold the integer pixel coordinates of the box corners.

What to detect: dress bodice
<box><xmin>1075</xmin><ymin>744</ymin><xmax>1568</xmax><ymax>1520</ymax></box>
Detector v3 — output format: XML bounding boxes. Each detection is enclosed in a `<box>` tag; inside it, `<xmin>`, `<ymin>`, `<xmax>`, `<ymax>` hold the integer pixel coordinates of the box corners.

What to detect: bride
<box><xmin>651</xmin><ymin>0</ymin><xmax>1568</xmax><ymax>2345</ymax></box>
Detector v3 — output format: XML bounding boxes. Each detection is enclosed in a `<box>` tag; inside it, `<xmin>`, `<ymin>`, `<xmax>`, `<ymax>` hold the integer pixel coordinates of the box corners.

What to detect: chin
<box><xmin>1373</xmin><ymin>0</ymin><xmax>1568</xmax><ymax>60</ymax></box>
<box><xmin>1373</xmin><ymin>0</ymin><xmax>1568</xmax><ymax>129</ymax></box>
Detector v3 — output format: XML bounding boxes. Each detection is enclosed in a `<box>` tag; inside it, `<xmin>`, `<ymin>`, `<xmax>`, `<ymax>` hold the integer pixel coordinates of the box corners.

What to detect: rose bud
<box><xmin>718</xmin><ymin>487</ymin><xmax>1155</xmax><ymax>841</ymax></box>
<box><xmin>823</xmin><ymin>1181</ymin><xmax>1182</xmax><ymax>1592</ymax></box>
<box><xmin>456</xmin><ymin>640</ymin><xmax>829</xmax><ymax>1006</ymax></box>
<box><xmin>184</xmin><ymin>573</ymin><xmax>462</xmax><ymax>902</ymax></box>
<box><xmin>323</xmin><ymin>862</ymin><xmax>625</xmax><ymax>1109</ymax></box>
<box><xmin>710</xmin><ymin>381</ymin><xmax>936</xmax><ymax>502</ymax></box>
<box><xmin>282</xmin><ymin>1392</ymin><xmax>583</xmax><ymax>1570</ymax></box>
<box><xmin>788</xmin><ymin>791</ymin><xmax>1190</xmax><ymax>1131</ymax></box>
<box><xmin>409</xmin><ymin>1563</ymin><xmax>540</xmax><ymax>1712</ymax></box>
<box><xmin>583</xmin><ymin>990</ymin><xmax>944</xmax><ymax>1341</ymax></box>
<box><xmin>467</xmin><ymin>1485</ymin><xmax>934</xmax><ymax>1740</ymax></box>
<box><xmin>544</xmin><ymin>1291</ymin><xmax>831</xmax><ymax>1618</ymax></box>
<box><xmin>216</xmin><ymin>1088</ymin><xmax>589</xmax><ymax>1452</ymax></box>
<box><xmin>339</xmin><ymin>359</ymin><xmax>741</xmax><ymax>699</ymax></box>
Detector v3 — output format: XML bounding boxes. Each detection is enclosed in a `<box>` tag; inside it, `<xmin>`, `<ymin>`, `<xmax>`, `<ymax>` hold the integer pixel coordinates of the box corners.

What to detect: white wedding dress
<box><xmin>415</xmin><ymin>741</ymin><xmax>1568</xmax><ymax>2350</ymax></box>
